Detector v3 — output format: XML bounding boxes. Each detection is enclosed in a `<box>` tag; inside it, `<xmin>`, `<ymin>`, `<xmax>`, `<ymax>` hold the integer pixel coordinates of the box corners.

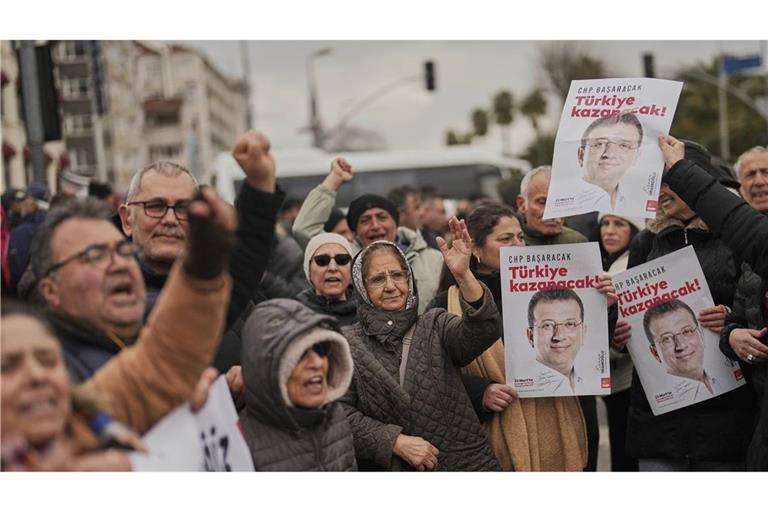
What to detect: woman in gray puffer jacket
<box><xmin>239</xmin><ymin>299</ymin><xmax>357</xmax><ymax>471</ymax></box>
<box><xmin>339</xmin><ymin>218</ymin><xmax>501</xmax><ymax>471</ymax></box>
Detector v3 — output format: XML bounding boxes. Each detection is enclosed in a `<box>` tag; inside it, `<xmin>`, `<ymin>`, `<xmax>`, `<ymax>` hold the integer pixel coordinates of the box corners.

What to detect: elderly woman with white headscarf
<box><xmin>339</xmin><ymin>217</ymin><xmax>501</xmax><ymax>471</ymax></box>
<box><xmin>294</xmin><ymin>233</ymin><xmax>358</xmax><ymax>327</ymax></box>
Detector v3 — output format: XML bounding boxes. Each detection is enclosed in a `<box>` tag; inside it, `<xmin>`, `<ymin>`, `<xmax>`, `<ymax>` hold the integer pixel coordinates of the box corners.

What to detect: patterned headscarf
<box><xmin>351</xmin><ymin>240</ymin><xmax>417</xmax><ymax>311</ymax></box>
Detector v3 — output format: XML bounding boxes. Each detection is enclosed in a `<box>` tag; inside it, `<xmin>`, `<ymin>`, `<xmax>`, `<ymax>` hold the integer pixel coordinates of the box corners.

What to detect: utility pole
<box><xmin>240</xmin><ymin>41</ymin><xmax>253</xmax><ymax>129</ymax></box>
<box><xmin>18</xmin><ymin>41</ymin><xmax>47</xmax><ymax>184</ymax></box>
<box><xmin>718</xmin><ymin>54</ymin><xmax>731</xmax><ymax>160</ymax></box>
<box><xmin>307</xmin><ymin>48</ymin><xmax>333</xmax><ymax>148</ymax></box>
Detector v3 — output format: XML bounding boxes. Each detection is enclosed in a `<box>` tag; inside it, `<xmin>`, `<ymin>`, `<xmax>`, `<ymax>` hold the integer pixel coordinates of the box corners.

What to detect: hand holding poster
<box><xmin>543</xmin><ymin>78</ymin><xmax>683</xmax><ymax>220</ymax></box>
<box><xmin>614</xmin><ymin>246</ymin><xmax>745</xmax><ymax>416</ymax></box>
<box><xmin>500</xmin><ymin>242</ymin><xmax>610</xmax><ymax>397</ymax></box>
<box><xmin>129</xmin><ymin>376</ymin><xmax>255</xmax><ymax>471</ymax></box>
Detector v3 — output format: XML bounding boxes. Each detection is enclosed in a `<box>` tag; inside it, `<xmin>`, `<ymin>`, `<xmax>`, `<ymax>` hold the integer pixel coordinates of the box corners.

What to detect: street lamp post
<box><xmin>307</xmin><ymin>48</ymin><xmax>333</xmax><ymax>148</ymax></box>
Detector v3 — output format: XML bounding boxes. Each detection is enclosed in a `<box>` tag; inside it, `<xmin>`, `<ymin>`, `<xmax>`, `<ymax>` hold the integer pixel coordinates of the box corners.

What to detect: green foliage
<box><xmin>519</xmin><ymin>88</ymin><xmax>548</xmax><ymax>133</ymax></box>
<box><xmin>445</xmin><ymin>129</ymin><xmax>473</xmax><ymax>146</ymax></box>
<box><xmin>539</xmin><ymin>43</ymin><xmax>608</xmax><ymax>102</ymax></box>
<box><xmin>493</xmin><ymin>90</ymin><xmax>515</xmax><ymax>125</ymax></box>
<box><xmin>496</xmin><ymin>168</ymin><xmax>525</xmax><ymax>208</ymax></box>
<box><xmin>672</xmin><ymin>59</ymin><xmax>767</xmax><ymax>160</ymax></box>
<box><xmin>471</xmin><ymin>108</ymin><xmax>489</xmax><ymax>137</ymax></box>
<box><xmin>519</xmin><ymin>132</ymin><xmax>557</xmax><ymax>167</ymax></box>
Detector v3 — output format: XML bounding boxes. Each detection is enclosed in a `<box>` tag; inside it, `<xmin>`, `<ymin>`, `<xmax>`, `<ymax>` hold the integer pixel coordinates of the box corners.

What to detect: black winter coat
<box><xmin>141</xmin><ymin>183</ymin><xmax>284</xmax><ymax>373</ymax></box>
<box><xmin>47</xmin><ymin>312</ymin><xmax>124</xmax><ymax>384</ymax></box>
<box><xmin>625</xmin><ymin>213</ymin><xmax>755</xmax><ymax>462</ymax></box>
<box><xmin>239</xmin><ymin>299</ymin><xmax>357</xmax><ymax>471</ymax></box>
<box><xmin>295</xmin><ymin>287</ymin><xmax>358</xmax><ymax>327</ymax></box>
<box><xmin>664</xmin><ymin>159</ymin><xmax>768</xmax><ymax>469</ymax></box>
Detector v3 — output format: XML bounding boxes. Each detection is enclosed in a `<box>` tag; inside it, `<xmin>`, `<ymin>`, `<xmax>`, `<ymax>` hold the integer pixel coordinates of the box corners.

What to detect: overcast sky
<box><xmin>181</xmin><ymin>40</ymin><xmax>765</xmax><ymax>154</ymax></box>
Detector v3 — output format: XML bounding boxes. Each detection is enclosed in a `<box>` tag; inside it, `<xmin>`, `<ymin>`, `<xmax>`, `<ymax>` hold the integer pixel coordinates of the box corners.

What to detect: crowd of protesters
<box><xmin>1</xmin><ymin>124</ymin><xmax>767</xmax><ymax>472</ymax></box>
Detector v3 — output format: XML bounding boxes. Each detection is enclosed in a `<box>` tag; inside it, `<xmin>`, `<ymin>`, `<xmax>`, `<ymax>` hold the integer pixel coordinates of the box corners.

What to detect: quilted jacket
<box><xmin>339</xmin><ymin>240</ymin><xmax>501</xmax><ymax>471</ymax></box>
<box><xmin>239</xmin><ymin>299</ymin><xmax>357</xmax><ymax>471</ymax></box>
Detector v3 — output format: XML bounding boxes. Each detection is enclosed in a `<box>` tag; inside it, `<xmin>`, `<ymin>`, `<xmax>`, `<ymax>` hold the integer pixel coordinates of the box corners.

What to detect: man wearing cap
<box><xmin>292</xmin><ymin>158</ymin><xmax>443</xmax><ymax>313</ymax></box>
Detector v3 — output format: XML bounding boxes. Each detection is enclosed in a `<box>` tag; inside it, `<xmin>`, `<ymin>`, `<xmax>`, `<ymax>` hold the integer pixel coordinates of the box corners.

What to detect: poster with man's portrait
<box><xmin>500</xmin><ymin>243</ymin><xmax>610</xmax><ymax>398</ymax></box>
<box><xmin>614</xmin><ymin>246</ymin><xmax>745</xmax><ymax>416</ymax></box>
<box><xmin>543</xmin><ymin>78</ymin><xmax>683</xmax><ymax>221</ymax></box>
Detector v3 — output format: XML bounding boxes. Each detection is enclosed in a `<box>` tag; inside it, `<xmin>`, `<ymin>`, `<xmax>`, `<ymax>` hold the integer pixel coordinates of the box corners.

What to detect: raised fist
<box><xmin>232</xmin><ymin>131</ymin><xmax>276</xmax><ymax>193</ymax></box>
<box><xmin>322</xmin><ymin>157</ymin><xmax>354</xmax><ymax>192</ymax></box>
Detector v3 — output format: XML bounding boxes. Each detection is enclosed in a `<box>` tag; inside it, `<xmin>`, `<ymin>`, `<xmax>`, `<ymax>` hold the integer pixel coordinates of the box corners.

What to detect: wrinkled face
<box><xmin>1</xmin><ymin>315</ymin><xmax>71</xmax><ymax>446</ymax></box>
<box><xmin>400</xmin><ymin>193</ymin><xmax>423</xmax><ymax>230</ymax></box>
<box><xmin>738</xmin><ymin>152</ymin><xmax>768</xmax><ymax>213</ymax></box>
<box><xmin>473</xmin><ymin>215</ymin><xmax>525</xmax><ymax>273</ymax></box>
<box><xmin>364</xmin><ymin>250</ymin><xmax>409</xmax><ymax>312</ymax></box>
<box><xmin>600</xmin><ymin>215</ymin><xmax>632</xmax><ymax>256</ymax></box>
<box><xmin>658</xmin><ymin>183</ymin><xmax>695</xmax><ymax>221</ymax></box>
<box><xmin>356</xmin><ymin>208</ymin><xmax>397</xmax><ymax>247</ymax></box>
<box><xmin>331</xmin><ymin>218</ymin><xmax>354</xmax><ymax>242</ymax></box>
<box><xmin>40</xmin><ymin>218</ymin><xmax>146</xmax><ymax>338</ymax></box>
<box><xmin>420</xmin><ymin>197</ymin><xmax>447</xmax><ymax>232</ymax></box>
<box><xmin>286</xmin><ymin>344</ymin><xmax>329</xmax><ymax>409</ymax></box>
<box><xmin>309</xmin><ymin>243</ymin><xmax>351</xmax><ymax>300</ymax></box>
<box><xmin>120</xmin><ymin>171</ymin><xmax>197</xmax><ymax>268</ymax></box>
<box><xmin>578</xmin><ymin>123</ymin><xmax>641</xmax><ymax>189</ymax></box>
<box><xmin>527</xmin><ymin>299</ymin><xmax>585</xmax><ymax>376</ymax></box>
<box><xmin>649</xmin><ymin>309</ymin><xmax>705</xmax><ymax>380</ymax></box>
<box><xmin>518</xmin><ymin>172</ymin><xmax>563</xmax><ymax>235</ymax></box>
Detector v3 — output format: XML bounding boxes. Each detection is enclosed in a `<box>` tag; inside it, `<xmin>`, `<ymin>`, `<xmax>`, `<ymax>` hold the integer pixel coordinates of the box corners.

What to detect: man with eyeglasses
<box><xmin>572</xmin><ymin>113</ymin><xmax>643</xmax><ymax>214</ymax></box>
<box><xmin>114</xmin><ymin>132</ymin><xmax>284</xmax><ymax>374</ymax></box>
<box><xmin>643</xmin><ymin>299</ymin><xmax>721</xmax><ymax>399</ymax></box>
<box><xmin>526</xmin><ymin>288</ymin><xmax>588</xmax><ymax>395</ymax></box>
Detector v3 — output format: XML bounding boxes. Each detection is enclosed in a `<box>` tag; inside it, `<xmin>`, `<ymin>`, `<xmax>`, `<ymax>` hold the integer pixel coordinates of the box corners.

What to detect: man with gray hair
<box><xmin>118</xmin><ymin>131</ymin><xmax>285</xmax><ymax>371</ymax></box>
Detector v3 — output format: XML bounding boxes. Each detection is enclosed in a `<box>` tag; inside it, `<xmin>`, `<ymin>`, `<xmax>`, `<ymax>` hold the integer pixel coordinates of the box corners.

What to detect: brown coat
<box><xmin>449</xmin><ymin>286</ymin><xmax>587</xmax><ymax>471</ymax></box>
<box><xmin>71</xmin><ymin>262</ymin><xmax>232</xmax><ymax>452</ymax></box>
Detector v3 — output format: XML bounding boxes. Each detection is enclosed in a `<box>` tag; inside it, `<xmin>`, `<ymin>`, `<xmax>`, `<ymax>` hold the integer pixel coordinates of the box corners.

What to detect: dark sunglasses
<box><xmin>301</xmin><ymin>341</ymin><xmax>332</xmax><ymax>359</ymax></box>
<box><xmin>313</xmin><ymin>254</ymin><xmax>352</xmax><ymax>267</ymax></box>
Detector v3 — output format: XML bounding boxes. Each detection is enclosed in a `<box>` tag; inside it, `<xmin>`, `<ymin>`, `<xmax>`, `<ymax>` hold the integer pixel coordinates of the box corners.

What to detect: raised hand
<box><xmin>436</xmin><ymin>216</ymin><xmax>483</xmax><ymax>303</ymax></box>
<box><xmin>322</xmin><ymin>157</ymin><xmax>354</xmax><ymax>192</ymax></box>
<box><xmin>232</xmin><ymin>131</ymin><xmax>276</xmax><ymax>193</ymax></box>
<box><xmin>658</xmin><ymin>135</ymin><xmax>685</xmax><ymax>171</ymax></box>
<box><xmin>436</xmin><ymin>217</ymin><xmax>472</xmax><ymax>279</ymax></box>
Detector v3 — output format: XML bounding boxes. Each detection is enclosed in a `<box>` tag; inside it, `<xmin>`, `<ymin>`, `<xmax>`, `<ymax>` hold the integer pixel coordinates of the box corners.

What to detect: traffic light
<box><xmin>643</xmin><ymin>53</ymin><xmax>655</xmax><ymax>78</ymax></box>
<box><xmin>424</xmin><ymin>60</ymin><xmax>436</xmax><ymax>92</ymax></box>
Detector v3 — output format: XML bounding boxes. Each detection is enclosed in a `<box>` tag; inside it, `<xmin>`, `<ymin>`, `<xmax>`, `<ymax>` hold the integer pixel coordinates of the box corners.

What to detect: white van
<box><xmin>212</xmin><ymin>146</ymin><xmax>531</xmax><ymax>206</ymax></box>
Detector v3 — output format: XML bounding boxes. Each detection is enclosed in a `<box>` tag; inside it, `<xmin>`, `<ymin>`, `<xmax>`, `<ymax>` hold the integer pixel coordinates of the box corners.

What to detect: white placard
<box><xmin>543</xmin><ymin>78</ymin><xmax>683</xmax><ymax>220</ymax></box>
<box><xmin>614</xmin><ymin>246</ymin><xmax>745</xmax><ymax>415</ymax></box>
<box><xmin>501</xmin><ymin>242</ymin><xmax>610</xmax><ymax>397</ymax></box>
<box><xmin>129</xmin><ymin>376</ymin><xmax>254</xmax><ymax>471</ymax></box>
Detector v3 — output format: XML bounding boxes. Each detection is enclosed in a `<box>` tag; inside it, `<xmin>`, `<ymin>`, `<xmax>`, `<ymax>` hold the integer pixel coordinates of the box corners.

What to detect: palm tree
<box><xmin>493</xmin><ymin>90</ymin><xmax>515</xmax><ymax>155</ymax></box>
<box><xmin>519</xmin><ymin>88</ymin><xmax>547</xmax><ymax>134</ymax></box>
<box><xmin>471</xmin><ymin>108</ymin><xmax>489</xmax><ymax>137</ymax></box>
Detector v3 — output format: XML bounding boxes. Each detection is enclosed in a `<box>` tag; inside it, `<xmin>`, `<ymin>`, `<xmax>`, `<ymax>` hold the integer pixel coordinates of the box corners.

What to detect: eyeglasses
<box><xmin>301</xmin><ymin>341</ymin><xmax>332</xmax><ymax>360</ymax></box>
<box><xmin>534</xmin><ymin>320</ymin><xmax>583</xmax><ymax>333</ymax></box>
<box><xmin>45</xmin><ymin>240</ymin><xmax>139</xmax><ymax>276</ymax></box>
<box><xmin>584</xmin><ymin>138</ymin><xmax>639</xmax><ymax>152</ymax></box>
<box><xmin>313</xmin><ymin>254</ymin><xmax>352</xmax><ymax>267</ymax></box>
<box><xmin>654</xmin><ymin>325</ymin><xmax>699</xmax><ymax>347</ymax></box>
<box><xmin>365</xmin><ymin>270</ymin><xmax>408</xmax><ymax>288</ymax></box>
<box><xmin>126</xmin><ymin>200</ymin><xmax>191</xmax><ymax>220</ymax></box>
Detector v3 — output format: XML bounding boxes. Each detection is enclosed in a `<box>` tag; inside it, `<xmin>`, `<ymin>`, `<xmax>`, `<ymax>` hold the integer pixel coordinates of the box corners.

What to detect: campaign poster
<box><xmin>614</xmin><ymin>246</ymin><xmax>745</xmax><ymax>416</ymax></box>
<box><xmin>543</xmin><ymin>78</ymin><xmax>683</xmax><ymax>220</ymax></box>
<box><xmin>500</xmin><ymin>242</ymin><xmax>610</xmax><ymax>397</ymax></box>
<box><xmin>130</xmin><ymin>376</ymin><xmax>255</xmax><ymax>471</ymax></box>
